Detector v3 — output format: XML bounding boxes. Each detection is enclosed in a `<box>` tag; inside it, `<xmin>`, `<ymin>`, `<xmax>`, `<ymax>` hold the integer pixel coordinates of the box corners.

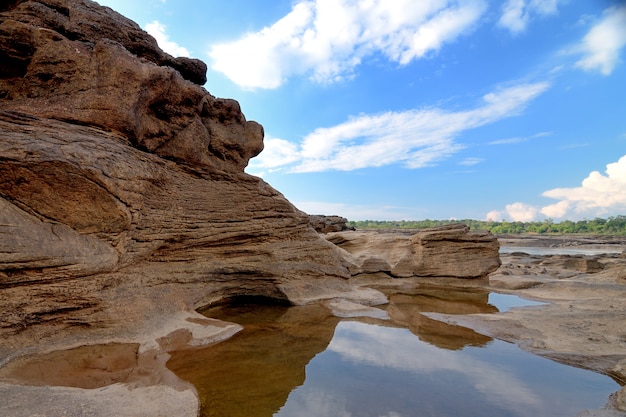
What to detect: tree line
<box><xmin>347</xmin><ymin>216</ymin><xmax>626</xmax><ymax>235</ymax></box>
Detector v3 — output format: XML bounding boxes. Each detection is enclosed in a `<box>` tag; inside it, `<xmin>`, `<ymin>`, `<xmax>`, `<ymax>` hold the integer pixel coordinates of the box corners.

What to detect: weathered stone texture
<box><xmin>327</xmin><ymin>224</ymin><xmax>501</xmax><ymax>278</ymax></box>
<box><xmin>309</xmin><ymin>215</ymin><xmax>354</xmax><ymax>233</ymax></box>
<box><xmin>0</xmin><ymin>0</ymin><xmax>360</xmax><ymax>339</ymax></box>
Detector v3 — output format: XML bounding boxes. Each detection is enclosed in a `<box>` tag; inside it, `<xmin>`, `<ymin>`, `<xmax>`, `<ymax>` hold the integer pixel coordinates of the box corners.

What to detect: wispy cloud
<box><xmin>249</xmin><ymin>81</ymin><xmax>550</xmax><ymax>173</ymax></box>
<box><xmin>489</xmin><ymin>131</ymin><xmax>551</xmax><ymax>145</ymax></box>
<box><xmin>497</xmin><ymin>0</ymin><xmax>562</xmax><ymax>34</ymax></box>
<box><xmin>574</xmin><ymin>5</ymin><xmax>626</xmax><ymax>76</ymax></box>
<box><xmin>487</xmin><ymin>154</ymin><xmax>626</xmax><ymax>221</ymax></box>
<box><xmin>209</xmin><ymin>0</ymin><xmax>487</xmax><ymax>89</ymax></box>
<box><xmin>292</xmin><ymin>201</ymin><xmax>417</xmax><ymax>221</ymax></box>
<box><xmin>144</xmin><ymin>20</ymin><xmax>190</xmax><ymax>57</ymax></box>
<box><xmin>459</xmin><ymin>157</ymin><xmax>484</xmax><ymax>166</ymax></box>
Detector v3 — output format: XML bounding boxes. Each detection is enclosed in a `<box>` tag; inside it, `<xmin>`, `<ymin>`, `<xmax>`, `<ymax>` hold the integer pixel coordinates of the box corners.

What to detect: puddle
<box><xmin>276</xmin><ymin>322</ymin><xmax>616</xmax><ymax>417</ymax></box>
<box><xmin>167</xmin><ymin>290</ymin><xmax>619</xmax><ymax>417</ymax></box>
<box><xmin>488</xmin><ymin>293</ymin><xmax>546</xmax><ymax>312</ymax></box>
<box><xmin>168</xmin><ymin>303</ymin><xmax>340</xmax><ymax>417</ymax></box>
<box><xmin>0</xmin><ymin>343</ymin><xmax>139</xmax><ymax>389</ymax></box>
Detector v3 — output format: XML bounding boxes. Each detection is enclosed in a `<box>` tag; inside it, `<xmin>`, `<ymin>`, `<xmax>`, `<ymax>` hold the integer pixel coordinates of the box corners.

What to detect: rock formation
<box><xmin>309</xmin><ymin>214</ymin><xmax>355</xmax><ymax>233</ymax></box>
<box><xmin>0</xmin><ymin>0</ymin><xmax>376</xmax><ymax>339</ymax></box>
<box><xmin>327</xmin><ymin>223</ymin><xmax>501</xmax><ymax>278</ymax></box>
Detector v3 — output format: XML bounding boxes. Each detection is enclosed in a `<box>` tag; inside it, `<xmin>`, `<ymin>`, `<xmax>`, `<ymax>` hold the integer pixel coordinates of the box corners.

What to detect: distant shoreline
<box><xmin>348</xmin><ymin>217</ymin><xmax>626</xmax><ymax>236</ymax></box>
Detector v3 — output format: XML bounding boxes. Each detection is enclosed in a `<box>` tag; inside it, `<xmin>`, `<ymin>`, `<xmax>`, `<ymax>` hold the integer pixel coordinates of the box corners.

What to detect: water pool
<box><xmin>167</xmin><ymin>291</ymin><xmax>619</xmax><ymax>417</ymax></box>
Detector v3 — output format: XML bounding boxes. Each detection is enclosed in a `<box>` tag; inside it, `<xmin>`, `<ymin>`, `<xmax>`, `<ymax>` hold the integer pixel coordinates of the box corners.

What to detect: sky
<box><xmin>95</xmin><ymin>0</ymin><xmax>626</xmax><ymax>222</ymax></box>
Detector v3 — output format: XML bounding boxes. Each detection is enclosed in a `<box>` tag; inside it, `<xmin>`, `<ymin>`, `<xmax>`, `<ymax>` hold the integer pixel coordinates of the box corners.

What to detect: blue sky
<box><xmin>96</xmin><ymin>0</ymin><xmax>626</xmax><ymax>221</ymax></box>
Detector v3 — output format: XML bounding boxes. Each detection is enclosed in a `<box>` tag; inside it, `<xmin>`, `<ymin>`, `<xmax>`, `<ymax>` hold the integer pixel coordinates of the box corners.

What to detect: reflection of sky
<box><xmin>488</xmin><ymin>293</ymin><xmax>546</xmax><ymax>312</ymax></box>
<box><xmin>275</xmin><ymin>321</ymin><xmax>617</xmax><ymax>417</ymax></box>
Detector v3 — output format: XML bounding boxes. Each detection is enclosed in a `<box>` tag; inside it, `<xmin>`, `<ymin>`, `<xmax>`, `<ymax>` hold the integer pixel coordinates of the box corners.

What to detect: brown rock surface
<box><xmin>327</xmin><ymin>223</ymin><xmax>501</xmax><ymax>278</ymax></box>
<box><xmin>0</xmin><ymin>0</ymin><xmax>261</xmax><ymax>173</ymax></box>
<box><xmin>309</xmin><ymin>214</ymin><xmax>354</xmax><ymax>233</ymax></box>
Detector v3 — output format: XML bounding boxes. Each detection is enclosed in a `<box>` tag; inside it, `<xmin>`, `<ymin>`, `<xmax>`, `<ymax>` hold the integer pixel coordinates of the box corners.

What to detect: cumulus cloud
<box><xmin>251</xmin><ymin>136</ymin><xmax>301</xmax><ymax>170</ymax></box>
<box><xmin>574</xmin><ymin>5</ymin><xmax>626</xmax><ymax>76</ymax></box>
<box><xmin>144</xmin><ymin>20</ymin><xmax>190</xmax><ymax>57</ymax></box>
<box><xmin>497</xmin><ymin>0</ymin><xmax>561</xmax><ymax>34</ymax></box>
<box><xmin>209</xmin><ymin>0</ymin><xmax>487</xmax><ymax>89</ymax></box>
<box><xmin>248</xmin><ymin>81</ymin><xmax>550</xmax><ymax>173</ymax></box>
<box><xmin>486</xmin><ymin>154</ymin><xmax>626</xmax><ymax>221</ymax></box>
<box><xmin>542</xmin><ymin>154</ymin><xmax>626</xmax><ymax>217</ymax></box>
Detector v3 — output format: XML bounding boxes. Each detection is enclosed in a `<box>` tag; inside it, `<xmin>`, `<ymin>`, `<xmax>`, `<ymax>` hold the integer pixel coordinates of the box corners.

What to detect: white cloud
<box><xmin>485</xmin><ymin>210</ymin><xmax>503</xmax><ymax>222</ymax></box>
<box><xmin>144</xmin><ymin>20</ymin><xmax>190</xmax><ymax>57</ymax></box>
<box><xmin>508</xmin><ymin>202</ymin><xmax>541</xmax><ymax>222</ymax></box>
<box><xmin>209</xmin><ymin>0</ymin><xmax>487</xmax><ymax>89</ymax></box>
<box><xmin>489</xmin><ymin>131</ymin><xmax>551</xmax><ymax>145</ymax></box>
<box><xmin>248</xmin><ymin>81</ymin><xmax>550</xmax><ymax>173</ymax></box>
<box><xmin>292</xmin><ymin>201</ymin><xmax>416</xmax><ymax>221</ymax></box>
<box><xmin>251</xmin><ymin>136</ymin><xmax>301</xmax><ymax>169</ymax></box>
<box><xmin>486</xmin><ymin>154</ymin><xmax>626</xmax><ymax>221</ymax></box>
<box><xmin>574</xmin><ymin>5</ymin><xmax>626</xmax><ymax>76</ymax></box>
<box><xmin>541</xmin><ymin>154</ymin><xmax>626</xmax><ymax>217</ymax></box>
<box><xmin>459</xmin><ymin>157</ymin><xmax>484</xmax><ymax>166</ymax></box>
<box><xmin>497</xmin><ymin>0</ymin><xmax>561</xmax><ymax>34</ymax></box>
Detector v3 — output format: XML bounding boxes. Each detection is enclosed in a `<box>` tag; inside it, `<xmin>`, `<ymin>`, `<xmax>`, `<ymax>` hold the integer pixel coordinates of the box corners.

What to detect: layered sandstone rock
<box><xmin>327</xmin><ymin>224</ymin><xmax>501</xmax><ymax>278</ymax></box>
<box><xmin>0</xmin><ymin>0</ymin><xmax>373</xmax><ymax>345</ymax></box>
<box><xmin>309</xmin><ymin>214</ymin><xmax>355</xmax><ymax>233</ymax></box>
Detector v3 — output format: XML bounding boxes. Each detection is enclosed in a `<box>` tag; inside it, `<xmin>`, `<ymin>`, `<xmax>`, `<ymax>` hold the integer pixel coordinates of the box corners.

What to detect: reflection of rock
<box><xmin>327</xmin><ymin>224</ymin><xmax>501</xmax><ymax>278</ymax></box>
<box><xmin>385</xmin><ymin>290</ymin><xmax>493</xmax><ymax>350</ymax></box>
<box><xmin>167</xmin><ymin>304</ymin><xmax>340</xmax><ymax>417</ymax></box>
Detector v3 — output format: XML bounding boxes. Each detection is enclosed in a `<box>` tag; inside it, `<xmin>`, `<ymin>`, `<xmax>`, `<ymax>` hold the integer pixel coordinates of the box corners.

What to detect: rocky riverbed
<box><xmin>1</xmin><ymin>1</ymin><xmax>625</xmax><ymax>415</ymax></box>
<box><xmin>437</xmin><ymin>235</ymin><xmax>626</xmax><ymax>415</ymax></box>
<box><xmin>1</xmin><ymin>233</ymin><xmax>625</xmax><ymax>416</ymax></box>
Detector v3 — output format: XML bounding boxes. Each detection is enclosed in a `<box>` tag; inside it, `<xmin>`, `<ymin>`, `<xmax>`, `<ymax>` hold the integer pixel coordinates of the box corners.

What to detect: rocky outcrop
<box><xmin>309</xmin><ymin>215</ymin><xmax>355</xmax><ymax>233</ymax></box>
<box><xmin>327</xmin><ymin>224</ymin><xmax>501</xmax><ymax>278</ymax></box>
<box><xmin>0</xmin><ymin>0</ymin><xmax>379</xmax><ymax>345</ymax></box>
<box><xmin>0</xmin><ymin>0</ymin><xmax>207</xmax><ymax>84</ymax></box>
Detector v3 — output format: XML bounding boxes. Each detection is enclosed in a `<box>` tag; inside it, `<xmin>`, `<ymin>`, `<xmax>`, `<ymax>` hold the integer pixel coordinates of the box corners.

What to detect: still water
<box><xmin>167</xmin><ymin>289</ymin><xmax>619</xmax><ymax>417</ymax></box>
<box><xmin>500</xmin><ymin>246</ymin><xmax>624</xmax><ymax>256</ymax></box>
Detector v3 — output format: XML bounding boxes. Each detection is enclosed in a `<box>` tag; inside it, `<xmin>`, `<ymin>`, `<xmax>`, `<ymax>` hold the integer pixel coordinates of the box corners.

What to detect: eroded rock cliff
<box><xmin>0</xmin><ymin>0</ymin><xmax>374</xmax><ymax>346</ymax></box>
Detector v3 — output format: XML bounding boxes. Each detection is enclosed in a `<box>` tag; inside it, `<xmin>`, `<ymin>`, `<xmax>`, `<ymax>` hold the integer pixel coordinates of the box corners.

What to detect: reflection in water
<box><xmin>277</xmin><ymin>322</ymin><xmax>616</xmax><ymax>417</ymax></box>
<box><xmin>168</xmin><ymin>290</ymin><xmax>618</xmax><ymax>417</ymax></box>
<box><xmin>488</xmin><ymin>293</ymin><xmax>546</xmax><ymax>312</ymax></box>
<box><xmin>385</xmin><ymin>288</ymin><xmax>495</xmax><ymax>350</ymax></box>
<box><xmin>167</xmin><ymin>303</ymin><xmax>340</xmax><ymax>417</ymax></box>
